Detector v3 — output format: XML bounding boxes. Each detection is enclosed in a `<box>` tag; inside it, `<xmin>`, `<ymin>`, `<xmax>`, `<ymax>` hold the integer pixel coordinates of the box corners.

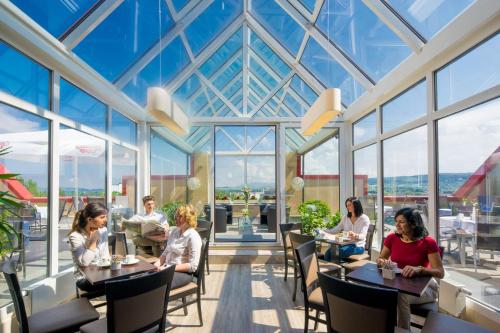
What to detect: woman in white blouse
<box><xmin>324</xmin><ymin>197</ymin><xmax>370</xmax><ymax>261</ymax></box>
<box><xmin>154</xmin><ymin>204</ymin><xmax>202</xmax><ymax>289</ymax></box>
<box><xmin>68</xmin><ymin>202</ymin><xmax>110</xmax><ymax>294</ymax></box>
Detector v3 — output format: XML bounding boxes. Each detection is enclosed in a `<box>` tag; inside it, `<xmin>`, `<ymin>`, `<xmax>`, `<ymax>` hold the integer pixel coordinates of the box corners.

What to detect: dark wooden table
<box><xmin>145</xmin><ymin>233</ymin><xmax>168</xmax><ymax>243</ymax></box>
<box><xmin>346</xmin><ymin>262</ymin><xmax>432</xmax><ymax>297</ymax></box>
<box><xmin>316</xmin><ymin>236</ymin><xmax>356</xmax><ymax>264</ymax></box>
<box><xmin>80</xmin><ymin>260</ymin><xmax>155</xmax><ymax>285</ymax></box>
<box><xmin>421</xmin><ymin>312</ymin><xmax>494</xmax><ymax>333</ymax></box>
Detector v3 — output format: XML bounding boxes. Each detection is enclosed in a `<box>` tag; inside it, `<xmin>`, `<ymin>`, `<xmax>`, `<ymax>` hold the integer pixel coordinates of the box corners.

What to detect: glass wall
<box><xmin>150</xmin><ymin>130</ymin><xmax>188</xmax><ymax>207</ymax></box>
<box><xmin>353</xmin><ymin>144</ymin><xmax>378</xmax><ymax>249</ymax></box>
<box><xmin>383</xmin><ymin>126</ymin><xmax>428</xmax><ymax>235</ymax></box>
<box><xmin>437</xmin><ymin>98</ymin><xmax>500</xmax><ymax>307</ymax></box>
<box><xmin>111</xmin><ymin>144</ymin><xmax>137</xmax><ymax>231</ymax></box>
<box><xmin>353</xmin><ymin>111</ymin><xmax>376</xmax><ymax>145</ymax></box>
<box><xmin>214</xmin><ymin>125</ymin><xmax>276</xmax><ymax>242</ymax></box>
<box><xmin>111</xmin><ymin>110</ymin><xmax>137</xmax><ymax>145</ymax></box>
<box><xmin>58</xmin><ymin>125</ymin><xmax>106</xmax><ymax>271</ymax></box>
<box><xmin>0</xmin><ymin>103</ymin><xmax>49</xmax><ymax>307</ymax></box>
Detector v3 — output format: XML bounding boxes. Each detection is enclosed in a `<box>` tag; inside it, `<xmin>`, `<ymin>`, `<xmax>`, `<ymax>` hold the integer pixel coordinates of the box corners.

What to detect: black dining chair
<box><xmin>2</xmin><ymin>261</ymin><xmax>99</xmax><ymax>333</ymax></box>
<box><xmin>318</xmin><ymin>271</ymin><xmax>401</xmax><ymax>333</ymax></box>
<box><xmin>279</xmin><ymin>222</ymin><xmax>301</xmax><ymax>283</ymax></box>
<box><xmin>197</xmin><ymin>220</ymin><xmax>213</xmax><ymax>276</ymax></box>
<box><xmin>80</xmin><ymin>265</ymin><xmax>175</xmax><ymax>333</ymax></box>
<box><xmin>196</xmin><ymin>227</ymin><xmax>211</xmax><ymax>294</ymax></box>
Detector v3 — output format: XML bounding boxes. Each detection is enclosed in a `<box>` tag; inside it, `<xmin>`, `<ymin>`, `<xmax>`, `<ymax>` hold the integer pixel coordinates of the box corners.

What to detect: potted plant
<box><xmin>298</xmin><ymin>200</ymin><xmax>341</xmax><ymax>236</ymax></box>
<box><xmin>161</xmin><ymin>201</ymin><xmax>182</xmax><ymax>227</ymax></box>
<box><xmin>0</xmin><ymin>147</ymin><xmax>22</xmax><ymax>263</ymax></box>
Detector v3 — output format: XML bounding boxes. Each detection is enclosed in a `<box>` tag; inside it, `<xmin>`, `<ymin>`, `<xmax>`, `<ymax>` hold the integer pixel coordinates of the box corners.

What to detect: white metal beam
<box><xmin>0</xmin><ymin>1</ymin><xmax>146</xmax><ymax>122</ymax></box>
<box><xmin>190</xmin><ymin>116</ymin><xmax>303</xmax><ymax>124</ymax></box>
<box><xmin>249</xmin><ymin>71</ymin><xmax>294</xmax><ymax>117</ymax></box>
<box><xmin>166</xmin><ymin>13</ymin><xmax>245</xmax><ymax>92</ymax></box>
<box><xmin>362</xmin><ymin>0</ymin><xmax>424</xmax><ymax>52</ymax></box>
<box><xmin>274</xmin><ymin>0</ymin><xmax>375</xmax><ymax>89</ymax></box>
<box><xmin>246</xmin><ymin>13</ymin><xmax>324</xmax><ymax>94</ymax></box>
<box><xmin>247</xmin><ymin>48</ymin><xmax>282</xmax><ymax>82</ymax></box>
<box><xmin>196</xmin><ymin>72</ymin><xmax>242</xmax><ymax>116</ymax></box>
<box><xmin>114</xmin><ymin>0</ymin><xmax>214</xmax><ymax>88</ymax></box>
<box><xmin>242</xmin><ymin>22</ymin><xmax>249</xmax><ymax>115</ymax></box>
<box><xmin>62</xmin><ymin>0</ymin><xmax>124</xmax><ymax>49</ymax></box>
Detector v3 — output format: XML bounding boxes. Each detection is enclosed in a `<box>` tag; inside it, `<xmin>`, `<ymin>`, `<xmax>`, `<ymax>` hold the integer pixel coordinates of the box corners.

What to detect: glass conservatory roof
<box><xmin>10</xmin><ymin>0</ymin><xmax>474</xmax><ymax>122</ymax></box>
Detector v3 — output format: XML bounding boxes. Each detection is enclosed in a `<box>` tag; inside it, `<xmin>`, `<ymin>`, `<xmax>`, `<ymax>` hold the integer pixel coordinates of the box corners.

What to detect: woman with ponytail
<box><xmin>68</xmin><ymin>202</ymin><xmax>109</xmax><ymax>293</ymax></box>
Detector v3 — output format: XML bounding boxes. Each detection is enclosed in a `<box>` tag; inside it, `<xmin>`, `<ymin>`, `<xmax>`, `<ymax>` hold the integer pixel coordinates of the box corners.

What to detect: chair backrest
<box><xmin>58</xmin><ymin>199</ymin><xmax>67</xmax><ymax>222</ymax></box>
<box><xmin>197</xmin><ymin>220</ymin><xmax>213</xmax><ymax>240</ymax></box>
<box><xmin>214</xmin><ymin>206</ymin><xmax>227</xmax><ymax>233</ymax></box>
<box><xmin>365</xmin><ymin>224</ymin><xmax>376</xmax><ymax>255</ymax></box>
<box><xmin>279</xmin><ymin>223</ymin><xmax>302</xmax><ymax>260</ymax></box>
<box><xmin>267</xmin><ymin>206</ymin><xmax>277</xmax><ymax>233</ymax></box>
<box><xmin>197</xmin><ymin>228</ymin><xmax>210</xmax><ymax>242</ymax></box>
<box><xmin>105</xmin><ymin>265</ymin><xmax>175</xmax><ymax>333</ymax></box>
<box><xmin>193</xmin><ymin>240</ymin><xmax>208</xmax><ymax>281</ymax></box>
<box><xmin>289</xmin><ymin>232</ymin><xmax>314</xmax><ymax>253</ymax></box>
<box><xmin>294</xmin><ymin>240</ymin><xmax>320</xmax><ymax>301</ymax></box>
<box><xmin>318</xmin><ymin>272</ymin><xmax>398</xmax><ymax>333</ymax></box>
<box><xmin>476</xmin><ymin>223</ymin><xmax>500</xmax><ymax>251</ymax></box>
<box><xmin>2</xmin><ymin>262</ymin><xmax>29</xmax><ymax>332</ymax></box>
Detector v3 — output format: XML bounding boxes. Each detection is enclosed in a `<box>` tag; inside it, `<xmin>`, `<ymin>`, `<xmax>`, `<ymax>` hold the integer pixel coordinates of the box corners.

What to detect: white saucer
<box><xmin>121</xmin><ymin>258</ymin><xmax>140</xmax><ymax>265</ymax></box>
<box><xmin>97</xmin><ymin>261</ymin><xmax>110</xmax><ymax>268</ymax></box>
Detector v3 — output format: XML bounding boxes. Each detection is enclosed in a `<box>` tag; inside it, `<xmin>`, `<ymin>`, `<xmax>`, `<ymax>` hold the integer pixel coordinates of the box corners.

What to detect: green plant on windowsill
<box><xmin>160</xmin><ymin>201</ymin><xmax>183</xmax><ymax>227</ymax></box>
<box><xmin>0</xmin><ymin>147</ymin><xmax>22</xmax><ymax>261</ymax></box>
<box><xmin>298</xmin><ymin>199</ymin><xmax>341</xmax><ymax>236</ymax></box>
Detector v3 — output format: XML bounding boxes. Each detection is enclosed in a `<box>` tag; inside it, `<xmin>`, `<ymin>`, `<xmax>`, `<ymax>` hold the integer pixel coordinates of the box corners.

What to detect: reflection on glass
<box><xmin>383</xmin><ymin>126</ymin><xmax>428</xmax><ymax>237</ymax></box>
<box><xmin>150</xmin><ymin>130</ymin><xmax>188</xmax><ymax>206</ymax></box>
<box><xmin>214</xmin><ymin>125</ymin><xmax>276</xmax><ymax>242</ymax></box>
<box><xmin>74</xmin><ymin>0</ymin><xmax>174</xmax><ymax>81</ymax></box>
<box><xmin>0</xmin><ymin>103</ymin><xmax>49</xmax><ymax>307</ymax></box>
<box><xmin>0</xmin><ymin>41</ymin><xmax>49</xmax><ymax>109</ymax></box>
<box><xmin>58</xmin><ymin>125</ymin><xmax>106</xmax><ymax>271</ymax></box>
<box><xmin>110</xmin><ymin>110</ymin><xmax>137</xmax><ymax>145</ymax></box>
<box><xmin>316</xmin><ymin>0</ymin><xmax>411</xmax><ymax>81</ymax></box>
<box><xmin>111</xmin><ymin>144</ymin><xmax>136</xmax><ymax>231</ymax></box>
<box><xmin>249</xmin><ymin>0</ymin><xmax>305</xmax><ymax>56</ymax></box>
<box><xmin>249</xmin><ymin>30</ymin><xmax>291</xmax><ymax>79</ymax></box>
<box><xmin>354</xmin><ymin>144</ymin><xmax>378</xmax><ymax>249</ymax></box>
<box><xmin>301</xmin><ymin>38</ymin><xmax>364</xmax><ymax>105</ymax></box>
<box><xmin>200</xmin><ymin>29</ymin><xmax>243</xmax><ymax>78</ymax></box>
<box><xmin>382</xmin><ymin>80</ymin><xmax>426</xmax><ymax>133</ymax></box>
<box><xmin>437</xmin><ymin>98</ymin><xmax>500</xmax><ymax>307</ymax></box>
<box><xmin>353</xmin><ymin>111</ymin><xmax>376</xmax><ymax>145</ymax></box>
<box><xmin>60</xmin><ymin>78</ymin><xmax>107</xmax><ymax>133</ymax></box>
<box><xmin>436</xmin><ymin>33</ymin><xmax>500</xmax><ymax>110</ymax></box>
<box><xmin>385</xmin><ymin>0</ymin><xmax>473</xmax><ymax>40</ymax></box>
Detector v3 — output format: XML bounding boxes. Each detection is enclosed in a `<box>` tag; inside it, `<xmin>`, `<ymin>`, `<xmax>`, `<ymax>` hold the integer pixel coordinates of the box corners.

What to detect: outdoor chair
<box><xmin>80</xmin><ymin>266</ymin><xmax>175</xmax><ymax>333</ymax></box>
<box><xmin>267</xmin><ymin>205</ymin><xmax>277</xmax><ymax>233</ymax></box>
<box><xmin>2</xmin><ymin>261</ymin><xmax>99</xmax><ymax>333</ymax></box>
<box><xmin>167</xmin><ymin>239</ymin><xmax>208</xmax><ymax>326</ymax></box>
<box><xmin>289</xmin><ymin>232</ymin><xmax>340</xmax><ymax>302</ymax></box>
<box><xmin>214</xmin><ymin>206</ymin><xmax>227</xmax><ymax>233</ymax></box>
<box><xmin>318</xmin><ymin>271</ymin><xmax>401</xmax><ymax>333</ymax></box>
<box><xmin>294</xmin><ymin>240</ymin><xmax>329</xmax><ymax>332</ymax></box>
<box><xmin>279</xmin><ymin>222</ymin><xmax>301</xmax><ymax>283</ymax></box>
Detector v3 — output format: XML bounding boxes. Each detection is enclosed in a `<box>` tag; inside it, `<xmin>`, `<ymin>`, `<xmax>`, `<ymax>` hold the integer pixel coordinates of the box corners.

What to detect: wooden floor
<box><xmin>164</xmin><ymin>264</ymin><xmax>328</xmax><ymax>333</ymax></box>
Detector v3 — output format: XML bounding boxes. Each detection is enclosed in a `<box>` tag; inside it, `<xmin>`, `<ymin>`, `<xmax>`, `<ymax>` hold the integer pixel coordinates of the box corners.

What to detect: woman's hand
<box><xmin>153</xmin><ymin>260</ymin><xmax>163</xmax><ymax>272</ymax></box>
<box><xmin>376</xmin><ymin>257</ymin><xmax>389</xmax><ymax>267</ymax></box>
<box><xmin>401</xmin><ymin>265</ymin><xmax>422</xmax><ymax>278</ymax></box>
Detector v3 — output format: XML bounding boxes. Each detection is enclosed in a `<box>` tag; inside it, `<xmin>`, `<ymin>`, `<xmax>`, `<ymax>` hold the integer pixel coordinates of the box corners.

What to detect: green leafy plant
<box><xmin>0</xmin><ymin>147</ymin><xmax>22</xmax><ymax>259</ymax></box>
<box><xmin>298</xmin><ymin>200</ymin><xmax>341</xmax><ymax>236</ymax></box>
<box><xmin>161</xmin><ymin>201</ymin><xmax>183</xmax><ymax>226</ymax></box>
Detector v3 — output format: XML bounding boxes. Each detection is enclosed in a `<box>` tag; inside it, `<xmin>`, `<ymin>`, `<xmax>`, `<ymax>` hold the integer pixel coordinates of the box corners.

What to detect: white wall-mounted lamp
<box><xmin>187</xmin><ymin>177</ymin><xmax>201</xmax><ymax>191</ymax></box>
<box><xmin>301</xmin><ymin>88</ymin><xmax>341</xmax><ymax>136</ymax></box>
<box><xmin>291</xmin><ymin>176</ymin><xmax>304</xmax><ymax>191</ymax></box>
<box><xmin>147</xmin><ymin>87</ymin><xmax>189</xmax><ymax>135</ymax></box>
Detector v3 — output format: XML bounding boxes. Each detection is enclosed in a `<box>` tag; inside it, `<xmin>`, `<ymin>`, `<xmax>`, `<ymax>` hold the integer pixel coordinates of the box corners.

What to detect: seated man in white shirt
<box><xmin>130</xmin><ymin>195</ymin><xmax>168</xmax><ymax>257</ymax></box>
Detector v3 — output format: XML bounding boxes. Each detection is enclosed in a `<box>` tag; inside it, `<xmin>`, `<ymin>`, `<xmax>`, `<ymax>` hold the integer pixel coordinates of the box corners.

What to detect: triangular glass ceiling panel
<box><xmin>122</xmin><ymin>36</ymin><xmax>190</xmax><ymax>106</ymax></box>
<box><xmin>172</xmin><ymin>0</ymin><xmax>190</xmax><ymax>13</ymax></box>
<box><xmin>199</xmin><ymin>29</ymin><xmax>243</xmax><ymax>78</ymax></box>
<box><xmin>298</xmin><ymin>0</ymin><xmax>316</xmax><ymax>13</ymax></box>
<box><xmin>290</xmin><ymin>75</ymin><xmax>318</xmax><ymax>106</ymax></box>
<box><xmin>384</xmin><ymin>0</ymin><xmax>474</xmax><ymax>41</ymax></box>
<box><xmin>173</xmin><ymin>74</ymin><xmax>201</xmax><ymax>115</ymax></box>
<box><xmin>11</xmin><ymin>0</ymin><xmax>99</xmax><ymax>39</ymax></box>
<box><xmin>283</xmin><ymin>93</ymin><xmax>308</xmax><ymax>117</ymax></box>
<box><xmin>301</xmin><ymin>38</ymin><xmax>364</xmax><ymax>106</ymax></box>
<box><xmin>249</xmin><ymin>0</ymin><xmax>305</xmax><ymax>56</ymax></box>
<box><xmin>185</xmin><ymin>0</ymin><xmax>243</xmax><ymax>56</ymax></box>
<box><xmin>316</xmin><ymin>0</ymin><xmax>412</xmax><ymax>82</ymax></box>
<box><xmin>212</xmin><ymin>56</ymin><xmax>243</xmax><ymax>91</ymax></box>
<box><xmin>249</xmin><ymin>30</ymin><xmax>291</xmax><ymax>79</ymax></box>
<box><xmin>74</xmin><ymin>1</ymin><xmax>174</xmax><ymax>81</ymax></box>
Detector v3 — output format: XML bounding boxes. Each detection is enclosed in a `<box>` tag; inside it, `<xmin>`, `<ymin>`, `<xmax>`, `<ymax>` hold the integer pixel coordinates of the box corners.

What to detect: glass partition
<box><xmin>111</xmin><ymin>144</ymin><xmax>137</xmax><ymax>231</ymax></box>
<box><xmin>353</xmin><ymin>111</ymin><xmax>376</xmax><ymax>145</ymax></box>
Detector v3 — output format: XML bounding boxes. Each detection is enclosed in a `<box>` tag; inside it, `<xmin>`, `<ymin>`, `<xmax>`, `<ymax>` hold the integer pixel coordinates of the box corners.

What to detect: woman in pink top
<box><xmin>376</xmin><ymin>208</ymin><xmax>444</xmax><ymax>329</ymax></box>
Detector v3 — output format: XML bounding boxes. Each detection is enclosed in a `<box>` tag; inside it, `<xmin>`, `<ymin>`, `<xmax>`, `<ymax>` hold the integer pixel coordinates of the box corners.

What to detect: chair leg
<box><xmin>313</xmin><ymin>310</ymin><xmax>319</xmax><ymax>330</ymax></box>
<box><xmin>304</xmin><ymin>306</ymin><xmax>309</xmax><ymax>333</ymax></box>
<box><xmin>292</xmin><ymin>265</ymin><xmax>298</xmax><ymax>302</ymax></box>
<box><xmin>205</xmin><ymin>255</ymin><xmax>210</xmax><ymax>275</ymax></box>
<box><xmin>182</xmin><ymin>297</ymin><xmax>188</xmax><ymax>315</ymax></box>
<box><xmin>197</xmin><ymin>289</ymin><xmax>203</xmax><ymax>326</ymax></box>
<box><xmin>202</xmin><ymin>273</ymin><xmax>206</xmax><ymax>295</ymax></box>
<box><xmin>284</xmin><ymin>259</ymin><xmax>288</xmax><ymax>281</ymax></box>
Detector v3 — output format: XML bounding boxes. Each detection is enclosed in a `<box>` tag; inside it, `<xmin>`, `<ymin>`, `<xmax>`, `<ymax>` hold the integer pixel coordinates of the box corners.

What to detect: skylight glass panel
<box><xmin>212</xmin><ymin>57</ymin><xmax>243</xmax><ymax>90</ymax></box>
<box><xmin>249</xmin><ymin>0</ymin><xmax>305</xmax><ymax>56</ymax></box>
<box><xmin>74</xmin><ymin>0</ymin><xmax>174</xmax><ymax>81</ymax></box>
<box><xmin>199</xmin><ymin>29</ymin><xmax>243</xmax><ymax>78</ymax></box>
<box><xmin>249</xmin><ymin>77</ymin><xmax>267</xmax><ymax>98</ymax></box>
<box><xmin>185</xmin><ymin>0</ymin><xmax>243</xmax><ymax>55</ymax></box>
<box><xmin>301</xmin><ymin>38</ymin><xmax>364</xmax><ymax>105</ymax></box>
<box><xmin>223</xmin><ymin>75</ymin><xmax>243</xmax><ymax>99</ymax></box>
<box><xmin>290</xmin><ymin>75</ymin><xmax>317</xmax><ymax>105</ymax></box>
<box><xmin>172</xmin><ymin>0</ymin><xmax>190</xmax><ymax>12</ymax></box>
<box><xmin>249</xmin><ymin>58</ymin><xmax>278</xmax><ymax>90</ymax></box>
<box><xmin>298</xmin><ymin>0</ymin><xmax>316</xmax><ymax>13</ymax></box>
<box><xmin>249</xmin><ymin>30</ymin><xmax>291</xmax><ymax>78</ymax></box>
<box><xmin>173</xmin><ymin>74</ymin><xmax>201</xmax><ymax>105</ymax></box>
<box><xmin>385</xmin><ymin>0</ymin><xmax>473</xmax><ymax>40</ymax></box>
<box><xmin>11</xmin><ymin>0</ymin><xmax>98</xmax><ymax>38</ymax></box>
<box><xmin>190</xmin><ymin>92</ymin><xmax>209</xmax><ymax>115</ymax></box>
<box><xmin>0</xmin><ymin>41</ymin><xmax>49</xmax><ymax>109</ymax></box>
<box><xmin>316</xmin><ymin>0</ymin><xmax>411</xmax><ymax>81</ymax></box>
<box><xmin>122</xmin><ymin>37</ymin><xmax>190</xmax><ymax>105</ymax></box>
<box><xmin>283</xmin><ymin>93</ymin><xmax>307</xmax><ymax>116</ymax></box>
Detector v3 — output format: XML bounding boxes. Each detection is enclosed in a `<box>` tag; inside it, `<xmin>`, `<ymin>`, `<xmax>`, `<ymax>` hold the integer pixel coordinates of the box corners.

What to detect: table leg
<box><xmin>458</xmin><ymin>236</ymin><xmax>466</xmax><ymax>267</ymax></box>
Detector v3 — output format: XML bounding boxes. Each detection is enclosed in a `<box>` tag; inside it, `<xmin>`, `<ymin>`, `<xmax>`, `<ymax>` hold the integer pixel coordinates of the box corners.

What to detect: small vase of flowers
<box><xmin>241</xmin><ymin>185</ymin><xmax>251</xmax><ymax>217</ymax></box>
<box><xmin>110</xmin><ymin>255</ymin><xmax>122</xmax><ymax>270</ymax></box>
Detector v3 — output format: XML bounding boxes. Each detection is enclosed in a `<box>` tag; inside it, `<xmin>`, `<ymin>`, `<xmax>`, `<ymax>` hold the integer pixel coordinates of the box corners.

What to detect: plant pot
<box><xmin>382</xmin><ymin>268</ymin><xmax>395</xmax><ymax>280</ymax></box>
<box><xmin>111</xmin><ymin>262</ymin><xmax>121</xmax><ymax>270</ymax></box>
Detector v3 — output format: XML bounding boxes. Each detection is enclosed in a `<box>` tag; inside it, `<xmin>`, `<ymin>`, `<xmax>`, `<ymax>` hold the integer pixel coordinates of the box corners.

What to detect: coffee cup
<box><xmin>342</xmin><ymin>231</ymin><xmax>349</xmax><ymax>238</ymax></box>
<box><xmin>125</xmin><ymin>254</ymin><xmax>135</xmax><ymax>263</ymax></box>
